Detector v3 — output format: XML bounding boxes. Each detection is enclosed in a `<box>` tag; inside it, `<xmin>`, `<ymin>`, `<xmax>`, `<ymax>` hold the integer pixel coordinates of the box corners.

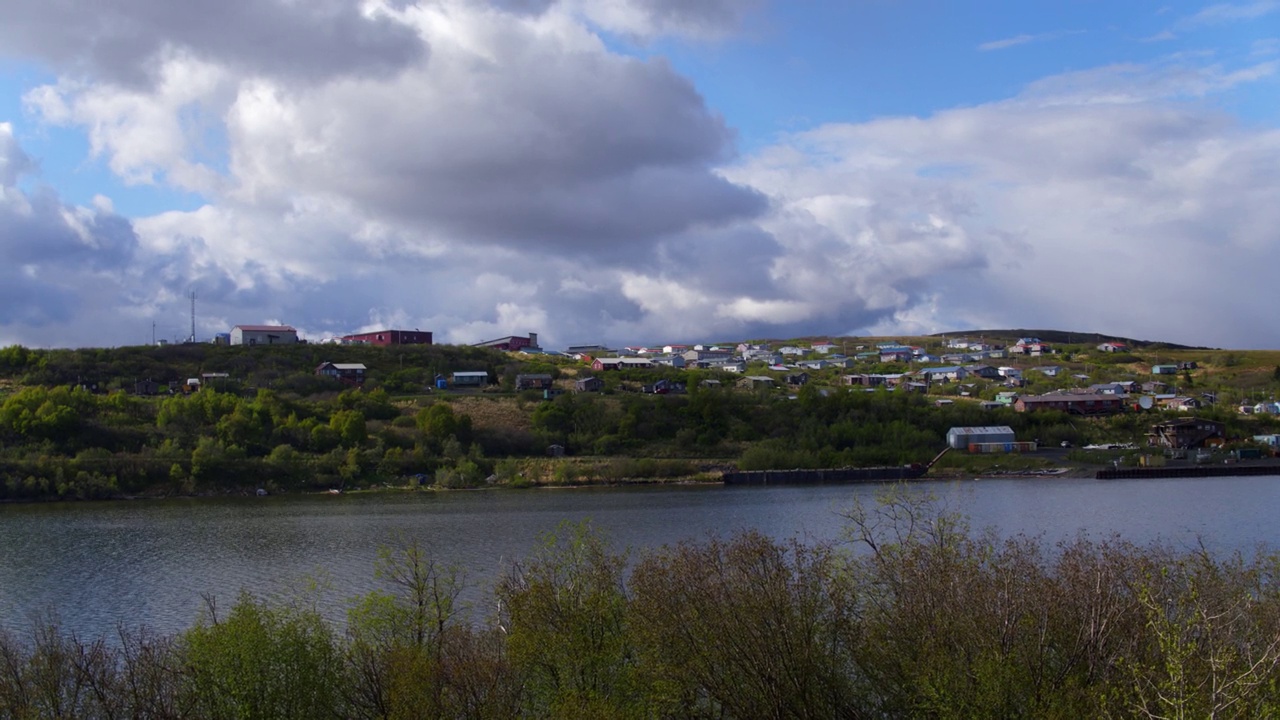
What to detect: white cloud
<box><xmin>978</xmin><ymin>30</ymin><xmax>1084</xmax><ymax>52</ymax></box>
<box><xmin>1187</xmin><ymin>0</ymin><xmax>1280</xmax><ymax>25</ymax></box>
<box><xmin>725</xmin><ymin>60</ymin><xmax>1280</xmax><ymax>347</ymax></box>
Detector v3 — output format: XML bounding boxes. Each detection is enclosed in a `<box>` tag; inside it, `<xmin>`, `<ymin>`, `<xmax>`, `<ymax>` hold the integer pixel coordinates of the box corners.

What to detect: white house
<box><xmin>919</xmin><ymin>366</ymin><xmax>968</xmax><ymax>382</ymax></box>
<box><xmin>231</xmin><ymin>325</ymin><xmax>298</xmax><ymax>346</ymax></box>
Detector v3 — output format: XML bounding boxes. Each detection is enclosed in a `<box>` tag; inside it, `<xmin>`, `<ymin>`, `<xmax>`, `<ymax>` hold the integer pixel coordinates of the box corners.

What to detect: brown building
<box><xmin>342</xmin><ymin>329</ymin><xmax>432</xmax><ymax>346</ymax></box>
<box><xmin>1014</xmin><ymin>393</ymin><xmax>1126</xmax><ymax>415</ymax></box>
<box><xmin>1148</xmin><ymin>418</ymin><xmax>1226</xmax><ymax>449</ymax></box>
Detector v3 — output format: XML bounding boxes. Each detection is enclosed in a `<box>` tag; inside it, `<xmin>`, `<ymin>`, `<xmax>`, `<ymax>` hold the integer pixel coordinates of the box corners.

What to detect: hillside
<box><xmin>1</xmin><ymin>336</ymin><xmax>1280</xmax><ymax>501</ymax></box>
<box><xmin>930</xmin><ymin>329</ymin><xmax>1210</xmax><ymax>350</ymax></box>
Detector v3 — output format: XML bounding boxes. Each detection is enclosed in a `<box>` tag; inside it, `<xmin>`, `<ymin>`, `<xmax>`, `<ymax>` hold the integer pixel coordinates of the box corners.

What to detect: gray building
<box><xmin>947</xmin><ymin>425</ymin><xmax>1016</xmax><ymax>449</ymax></box>
<box><xmin>230</xmin><ymin>324</ymin><xmax>298</xmax><ymax>346</ymax></box>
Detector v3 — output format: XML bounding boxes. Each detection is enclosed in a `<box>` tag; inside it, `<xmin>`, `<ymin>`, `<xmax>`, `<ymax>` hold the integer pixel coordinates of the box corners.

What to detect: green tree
<box><xmin>329</xmin><ymin>410</ymin><xmax>368</xmax><ymax>449</ymax></box>
<box><xmin>181</xmin><ymin>591</ymin><xmax>344</xmax><ymax>720</ymax></box>
<box><xmin>496</xmin><ymin>521</ymin><xmax>640</xmax><ymax>717</ymax></box>
<box><xmin>416</xmin><ymin>404</ymin><xmax>472</xmax><ymax>445</ymax></box>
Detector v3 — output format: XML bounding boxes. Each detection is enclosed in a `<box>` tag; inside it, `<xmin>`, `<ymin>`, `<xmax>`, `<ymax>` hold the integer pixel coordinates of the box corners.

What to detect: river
<box><xmin>1</xmin><ymin>475</ymin><xmax>1278</xmax><ymax>640</ymax></box>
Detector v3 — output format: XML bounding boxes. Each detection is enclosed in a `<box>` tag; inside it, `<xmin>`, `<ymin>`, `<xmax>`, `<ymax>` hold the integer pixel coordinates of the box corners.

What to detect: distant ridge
<box><xmin>929</xmin><ymin>329</ymin><xmax>1212</xmax><ymax>351</ymax></box>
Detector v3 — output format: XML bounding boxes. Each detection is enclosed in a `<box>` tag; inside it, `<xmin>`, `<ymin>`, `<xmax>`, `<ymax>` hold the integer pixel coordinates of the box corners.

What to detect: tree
<box><xmin>416</xmin><ymin>404</ymin><xmax>472</xmax><ymax>446</ymax></box>
<box><xmin>181</xmin><ymin>592</ymin><xmax>344</xmax><ymax>720</ymax></box>
<box><xmin>496</xmin><ymin>522</ymin><xmax>640</xmax><ymax>716</ymax></box>
<box><xmin>330</xmin><ymin>410</ymin><xmax>367</xmax><ymax>449</ymax></box>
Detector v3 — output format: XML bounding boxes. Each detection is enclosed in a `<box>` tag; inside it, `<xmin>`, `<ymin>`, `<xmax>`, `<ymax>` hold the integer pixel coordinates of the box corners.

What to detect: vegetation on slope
<box><xmin>2</xmin><ymin>334</ymin><xmax>1280</xmax><ymax>500</ymax></box>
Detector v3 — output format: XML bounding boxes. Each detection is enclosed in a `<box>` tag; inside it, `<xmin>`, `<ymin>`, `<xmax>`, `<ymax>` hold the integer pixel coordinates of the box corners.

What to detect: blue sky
<box><xmin>0</xmin><ymin>0</ymin><xmax>1277</xmax><ymax>348</ymax></box>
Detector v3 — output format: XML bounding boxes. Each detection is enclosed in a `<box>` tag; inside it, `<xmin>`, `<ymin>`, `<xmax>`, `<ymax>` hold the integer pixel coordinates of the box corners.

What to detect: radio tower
<box><xmin>188</xmin><ymin>290</ymin><xmax>197</xmax><ymax>344</ymax></box>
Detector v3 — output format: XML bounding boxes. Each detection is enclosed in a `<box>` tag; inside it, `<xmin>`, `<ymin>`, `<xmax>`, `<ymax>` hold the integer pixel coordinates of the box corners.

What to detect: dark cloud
<box><xmin>0</xmin><ymin>0</ymin><xmax>424</xmax><ymax>86</ymax></box>
<box><xmin>622</xmin><ymin>0</ymin><xmax>764</xmax><ymax>37</ymax></box>
<box><xmin>0</xmin><ymin>195</ymin><xmax>140</xmax><ymax>331</ymax></box>
<box><xmin>0</xmin><ymin>125</ymin><xmax>34</xmax><ymax>186</ymax></box>
<box><xmin>569</xmin><ymin>0</ymin><xmax>765</xmax><ymax>40</ymax></box>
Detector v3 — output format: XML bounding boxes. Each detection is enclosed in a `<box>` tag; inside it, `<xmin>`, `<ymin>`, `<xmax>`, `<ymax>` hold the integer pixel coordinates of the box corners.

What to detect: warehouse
<box><xmin>947</xmin><ymin>426</ymin><xmax>1016</xmax><ymax>450</ymax></box>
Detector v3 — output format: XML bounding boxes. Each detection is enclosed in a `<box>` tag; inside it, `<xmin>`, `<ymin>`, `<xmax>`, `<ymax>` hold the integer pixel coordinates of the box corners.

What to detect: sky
<box><xmin>0</xmin><ymin>0</ymin><xmax>1276</xmax><ymax>350</ymax></box>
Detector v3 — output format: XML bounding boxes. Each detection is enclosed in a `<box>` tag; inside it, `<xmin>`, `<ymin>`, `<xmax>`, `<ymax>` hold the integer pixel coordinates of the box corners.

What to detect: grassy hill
<box><xmin>1</xmin><ymin>333</ymin><xmax>1279</xmax><ymax>500</ymax></box>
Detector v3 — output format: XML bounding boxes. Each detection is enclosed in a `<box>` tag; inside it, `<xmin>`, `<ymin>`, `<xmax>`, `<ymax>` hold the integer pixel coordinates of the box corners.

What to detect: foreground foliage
<box><xmin>3</xmin><ymin>492</ymin><xmax>1280</xmax><ymax>718</ymax></box>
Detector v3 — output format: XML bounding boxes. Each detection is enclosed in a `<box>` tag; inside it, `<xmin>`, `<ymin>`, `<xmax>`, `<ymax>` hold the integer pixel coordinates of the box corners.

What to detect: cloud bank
<box><xmin>1</xmin><ymin>0</ymin><xmax>1278</xmax><ymax>349</ymax></box>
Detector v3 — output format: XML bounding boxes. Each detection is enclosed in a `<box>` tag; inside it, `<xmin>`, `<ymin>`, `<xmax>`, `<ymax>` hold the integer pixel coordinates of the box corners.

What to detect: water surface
<box><xmin>1</xmin><ymin>475</ymin><xmax>1278</xmax><ymax>639</ymax></box>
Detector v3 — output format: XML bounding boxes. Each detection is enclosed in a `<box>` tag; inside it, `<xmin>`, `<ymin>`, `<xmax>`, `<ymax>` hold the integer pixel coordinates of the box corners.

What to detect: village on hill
<box><xmin>2</xmin><ymin>325</ymin><xmax>1280</xmax><ymax>500</ymax></box>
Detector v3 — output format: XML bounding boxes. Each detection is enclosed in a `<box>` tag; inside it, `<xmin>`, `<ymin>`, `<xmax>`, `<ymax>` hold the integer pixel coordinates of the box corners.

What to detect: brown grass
<box><xmin>448</xmin><ymin>396</ymin><xmax>533</xmax><ymax>432</ymax></box>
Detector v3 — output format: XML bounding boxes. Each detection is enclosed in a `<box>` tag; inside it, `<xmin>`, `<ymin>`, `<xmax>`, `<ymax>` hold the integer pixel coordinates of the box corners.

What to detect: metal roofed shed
<box><xmin>947</xmin><ymin>426</ymin><xmax>1016</xmax><ymax>450</ymax></box>
<box><xmin>451</xmin><ymin>371</ymin><xmax>490</xmax><ymax>387</ymax></box>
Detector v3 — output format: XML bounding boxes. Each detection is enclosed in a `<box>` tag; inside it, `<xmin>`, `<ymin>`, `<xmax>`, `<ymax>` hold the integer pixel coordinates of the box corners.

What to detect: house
<box><xmin>880</xmin><ymin>349</ymin><xmax>914</xmax><ymax>363</ymax></box>
<box><xmin>683</xmin><ymin>349</ymin><xmax>734</xmax><ymax>364</ymax></box>
<box><xmin>778</xmin><ymin>346</ymin><xmax>806</xmax><ymax>356</ymax></box>
<box><xmin>1030</xmin><ymin>365</ymin><xmax>1062</xmax><ymax>377</ymax></box>
<box><xmin>947</xmin><ymin>426</ymin><xmax>1016</xmax><ymax>450</ymax></box>
<box><xmin>1097</xmin><ymin>342</ymin><xmax>1129</xmax><ymax>353</ymax></box>
<box><xmin>474</xmin><ymin>333</ymin><xmax>540</xmax><ymax>352</ymax></box>
<box><xmin>995</xmin><ymin>391</ymin><xmax>1019</xmax><ymax>405</ymax></box>
<box><xmin>784</xmin><ymin>372</ymin><xmax>809</xmax><ymax>386</ymax></box>
<box><xmin>643</xmin><ymin>379</ymin><xmax>685</xmax><ymax>394</ymax></box>
<box><xmin>1014</xmin><ymin>393</ymin><xmax>1126</xmax><ymax>415</ymax></box>
<box><xmin>700</xmin><ymin>379</ymin><xmax>723</xmax><ymax>389</ymax></box>
<box><xmin>515</xmin><ymin>374</ymin><xmax>554</xmax><ymax>391</ymax></box>
<box><xmin>451</xmin><ymin>371</ymin><xmax>490</xmax><ymax>387</ymax></box>
<box><xmin>812</xmin><ymin>342</ymin><xmax>837</xmax><ymax>354</ymax></box>
<box><xmin>919</xmin><ymin>366</ymin><xmax>967</xmax><ymax>383</ymax></box>
<box><xmin>965</xmin><ymin>364</ymin><xmax>1001</xmax><ymax>380</ymax></box>
<box><xmin>720</xmin><ymin>361</ymin><xmax>747</xmax><ymax>373</ymax></box>
<box><xmin>342</xmin><ymin>329</ymin><xmax>432</xmax><ymax>346</ymax></box>
<box><xmin>739</xmin><ymin>376</ymin><xmax>775</xmax><ymax>389</ymax></box>
<box><xmin>1148</xmin><ymin>418</ymin><xmax>1225</xmax><ymax>449</ymax></box>
<box><xmin>1151</xmin><ymin>364</ymin><xmax>1179</xmax><ymax>375</ymax></box>
<box><xmin>575</xmin><ymin>377</ymin><xmax>604</xmax><ymax>393</ymax></box>
<box><xmin>798</xmin><ymin>360</ymin><xmax>829</xmax><ymax>371</ymax></box>
<box><xmin>661</xmin><ymin>345</ymin><xmax>689</xmax><ymax>354</ymax></box>
<box><xmin>997</xmin><ymin>367</ymin><xmax>1022</xmax><ymax>379</ymax></box>
<box><xmin>231</xmin><ymin>325</ymin><xmax>298</xmax><ymax>346</ymax></box>
<box><xmin>1089</xmin><ymin>383</ymin><xmax>1130</xmax><ymax>396</ymax></box>
<box><xmin>592</xmin><ymin>357</ymin><xmax>654</xmax><ymax>371</ymax></box>
<box><xmin>1142</xmin><ymin>381</ymin><xmax>1170</xmax><ymax>394</ymax></box>
<box><xmin>133</xmin><ymin>379</ymin><xmax>162</xmax><ymax>396</ymax></box>
<box><xmin>1158</xmin><ymin>396</ymin><xmax>1201</xmax><ymax>411</ymax></box>
<box><xmin>315</xmin><ymin>362</ymin><xmax>367</xmax><ymax>385</ymax></box>
<box><xmin>650</xmin><ymin>354</ymin><xmax>687</xmax><ymax>368</ymax></box>
<box><xmin>1178</xmin><ymin>361</ymin><xmax>1198</xmax><ymax>371</ymax></box>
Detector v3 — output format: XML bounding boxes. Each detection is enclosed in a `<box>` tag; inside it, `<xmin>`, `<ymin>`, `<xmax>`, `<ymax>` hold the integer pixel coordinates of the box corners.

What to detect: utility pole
<box><xmin>188</xmin><ymin>290</ymin><xmax>197</xmax><ymax>344</ymax></box>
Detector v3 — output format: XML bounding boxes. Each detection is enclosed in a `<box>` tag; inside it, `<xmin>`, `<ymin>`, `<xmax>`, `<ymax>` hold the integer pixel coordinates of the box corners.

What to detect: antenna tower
<box><xmin>188</xmin><ymin>290</ymin><xmax>197</xmax><ymax>344</ymax></box>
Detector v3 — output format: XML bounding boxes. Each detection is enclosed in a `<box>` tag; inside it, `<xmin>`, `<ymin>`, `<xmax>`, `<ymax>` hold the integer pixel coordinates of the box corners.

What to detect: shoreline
<box><xmin>6</xmin><ymin>459</ymin><xmax>1280</xmax><ymax>505</ymax></box>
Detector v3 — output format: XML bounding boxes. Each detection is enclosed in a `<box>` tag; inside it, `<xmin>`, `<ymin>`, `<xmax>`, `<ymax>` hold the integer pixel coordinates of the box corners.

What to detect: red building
<box><xmin>342</xmin><ymin>329</ymin><xmax>432</xmax><ymax>346</ymax></box>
